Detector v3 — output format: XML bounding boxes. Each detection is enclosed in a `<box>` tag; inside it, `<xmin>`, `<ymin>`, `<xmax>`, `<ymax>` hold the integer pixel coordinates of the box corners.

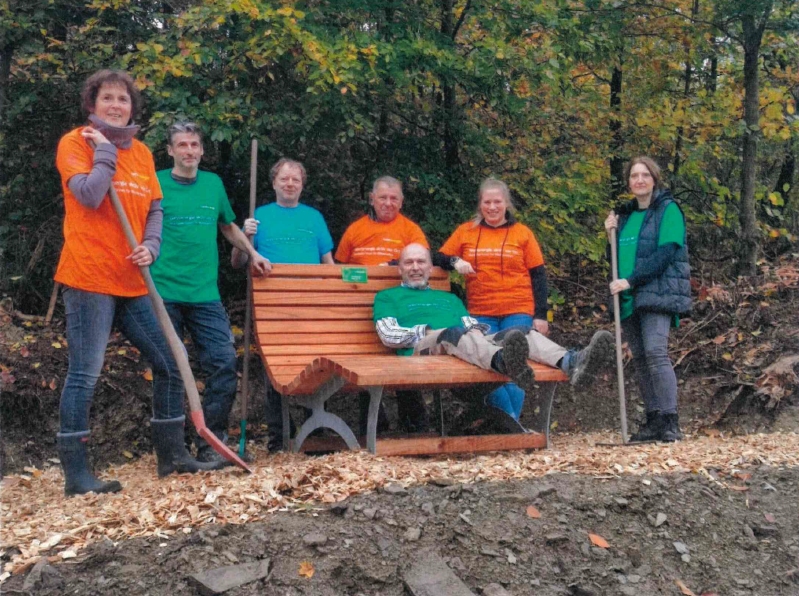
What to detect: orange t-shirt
<box><xmin>335</xmin><ymin>213</ymin><xmax>428</xmax><ymax>265</ymax></box>
<box><xmin>440</xmin><ymin>221</ymin><xmax>544</xmax><ymax>317</ymax></box>
<box><xmin>54</xmin><ymin>128</ymin><xmax>162</xmax><ymax>297</ymax></box>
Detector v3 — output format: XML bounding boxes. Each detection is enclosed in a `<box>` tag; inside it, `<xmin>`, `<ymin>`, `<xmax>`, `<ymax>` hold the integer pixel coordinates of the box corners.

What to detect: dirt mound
<box><xmin>5</xmin><ymin>464</ymin><xmax>798</xmax><ymax>595</ymax></box>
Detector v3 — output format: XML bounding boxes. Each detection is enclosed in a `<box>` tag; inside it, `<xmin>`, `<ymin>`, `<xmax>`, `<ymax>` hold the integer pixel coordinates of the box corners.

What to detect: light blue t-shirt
<box><xmin>252</xmin><ymin>202</ymin><xmax>334</xmax><ymax>264</ymax></box>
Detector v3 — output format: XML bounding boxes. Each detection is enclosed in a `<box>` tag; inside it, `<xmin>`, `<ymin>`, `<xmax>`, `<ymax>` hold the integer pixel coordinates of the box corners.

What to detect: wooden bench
<box><xmin>252</xmin><ymin>264</ymin><xmax>568</xmax><ymax>456</ymax></box>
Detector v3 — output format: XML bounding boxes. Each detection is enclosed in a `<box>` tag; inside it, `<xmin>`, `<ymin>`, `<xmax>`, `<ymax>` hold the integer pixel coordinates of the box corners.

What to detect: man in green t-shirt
<box><xmin>374</xmin><ymin>245</ymin><xmax>613</xmax><ymax>401</ymax></box>
<box><xmin>151</xmin><ymin>122</ymin><xmax>271</xmax><ymax>463</ymax></box>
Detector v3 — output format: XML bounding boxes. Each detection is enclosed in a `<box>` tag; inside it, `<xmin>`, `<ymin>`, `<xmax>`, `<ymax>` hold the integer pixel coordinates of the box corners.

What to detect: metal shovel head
<box><xmin>190</xmin><ymin>411</ymin><xmax>254</xmax><ymax>473</ymax></box>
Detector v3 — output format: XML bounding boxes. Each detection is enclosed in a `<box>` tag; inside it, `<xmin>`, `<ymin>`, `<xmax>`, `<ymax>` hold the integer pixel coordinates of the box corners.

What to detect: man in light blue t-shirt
<box><xmin>231</xmin><ymin>158</ymin><xmax>334</xmax><ymax>450</ymax></box>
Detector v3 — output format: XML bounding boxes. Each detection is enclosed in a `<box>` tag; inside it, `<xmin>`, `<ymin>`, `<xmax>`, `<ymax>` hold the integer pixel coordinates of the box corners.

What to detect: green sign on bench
<box><xmin>342</xmin><ymin>267</ymin><xmax>368</xmax><ymax>283</ymax></box>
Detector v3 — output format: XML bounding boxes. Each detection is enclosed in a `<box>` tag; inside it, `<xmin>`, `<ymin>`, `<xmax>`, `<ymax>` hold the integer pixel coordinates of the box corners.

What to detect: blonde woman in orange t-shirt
<box><xmin>437</xmin><ymin>178</ymin><xmax>612</xmax><ymax>430</ymax></box>
<box><xmin>54</xmin><ymin>70</ymin><xmax>222</xmax><ymax>496</ymax></box>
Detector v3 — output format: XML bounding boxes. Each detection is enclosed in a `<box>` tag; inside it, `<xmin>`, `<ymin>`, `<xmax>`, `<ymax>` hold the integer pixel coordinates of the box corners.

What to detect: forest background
<box><xmin>1</xmin><ymin>0</ymin><xmax>798</xmax><ymax>313</ymax></box>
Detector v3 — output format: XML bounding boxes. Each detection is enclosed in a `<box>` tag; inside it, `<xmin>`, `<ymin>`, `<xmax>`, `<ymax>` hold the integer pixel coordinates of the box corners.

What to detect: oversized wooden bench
<box><xmin>252</xmin><ymin>264</ymin><xmax>568</xmax><ymax>456</ymax></box>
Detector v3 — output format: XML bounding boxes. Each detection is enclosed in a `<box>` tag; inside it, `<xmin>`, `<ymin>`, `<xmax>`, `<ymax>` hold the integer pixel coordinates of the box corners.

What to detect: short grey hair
<box><xmin>270</xmin><ymin>158</ymin><xmax>307</xmax><ymax>184</ymax></box>
<box><xmin>167</xmin><ymin>121</ymin><xmax>203</xmax><ymax>146</ymax></box>
<box><xmin>372</xmin><ymin>176</ymin><xmax>403</xmax><ymax>196</ymax></box>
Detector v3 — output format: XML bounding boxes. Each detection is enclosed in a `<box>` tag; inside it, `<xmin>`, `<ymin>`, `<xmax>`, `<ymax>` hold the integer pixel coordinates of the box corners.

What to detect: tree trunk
<box><xmin>0</xmin><ymin>45</ymin><xmax>12</xmax><ymax>126</ymax></box>
<box><xmin>609</xmin><ymin>61</ymin><xmax>624</xmax><ymax>199</ymax></box>
<box><xmin>738</xmin><ymin>11</ymin><xmax>769</xmax><ymax>276</ymax></box>
<box><xmin>440</xmin><ymin>0</ymin><xmax>459</xmax><ymax>171</ymax></box>
<box><xmin>673</xmin><ymin>0</ymin><xmax>699</xmax><ymax>176</ymax></box>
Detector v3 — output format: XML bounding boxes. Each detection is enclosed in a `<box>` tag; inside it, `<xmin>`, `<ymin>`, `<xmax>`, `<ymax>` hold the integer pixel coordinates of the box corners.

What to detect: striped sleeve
<box><xmin>375</xmin><ymin>317</ymin><xmax>429</xmax><ymax>349</ymax></box>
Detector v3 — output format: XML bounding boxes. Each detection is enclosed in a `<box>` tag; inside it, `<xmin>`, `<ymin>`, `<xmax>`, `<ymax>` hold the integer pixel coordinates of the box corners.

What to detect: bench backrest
<box><xmin>252</xmin><ymin>264</ymin><xmax>451</xmax><ymax>392</ymax></box>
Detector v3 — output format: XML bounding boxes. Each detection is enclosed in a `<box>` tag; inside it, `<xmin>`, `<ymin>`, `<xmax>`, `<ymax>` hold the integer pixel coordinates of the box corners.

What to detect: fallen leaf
<box><xmin>142</xmin><ymin>369</ymin><xmax>153</xmax><ymax>381</ymax></box>
<box><xmin>675</xmin><ymin>579</ymin><xmax>696</xmax><ymax>595</ymax></box>
<box><xmin>728</xmin><ymin>485</ymin><xmax>749</xmax><ymax>492</ymax></box>
<box><xmin>20</xmin><ymin>346</ymin><xmax>30</xmax><ymax>357</ymax></box>
<box><xmin>712</xmin><ymin>334</ymin><xmax>726</xmax><ymax>345</ymax></box>
<box><xmin>52</xmin><ymin>342</ymin><xmax>62</xmax><ymax>349</ymax></box>
<box><xmin>526</xmin><ymin>505</ymin><xmax>541</xmax><ymax>519</ymax></box>
<box><xmin>722</xmin><ymin>353</ymin><xmax>733</xmax><ymax>361</ymax></box>
<box><xmin>764</xmin><ymin>513</ymin><xmax>776</xmax><ymax>523</ymax></box>
<box><xmin>299</xmin><ymin>560</ymin><xmax>315</xmax><ymax>578</ymax></box>
<box><xmin>48</xmin><ymin>379</ymin><xmax>57</xmax><ymax>391</ymax></box>
<box><xmin>123</xmin><ymin>451</ymin><xmax>134</xmax><ymax>459</ymax></box>
<box><xmin>588</xmin><ymin>533</ymin><xmax>609</xmax><ymax>548</ymax></box>
<box><xmin>733</xmin><ymin>472</ymin><xmax>752</xmax><ymax>482</ymax></box>
<box><xmin>23</xmin><ymin>466</ymin><xmax>42</xmax><ymax>478</ymax></box>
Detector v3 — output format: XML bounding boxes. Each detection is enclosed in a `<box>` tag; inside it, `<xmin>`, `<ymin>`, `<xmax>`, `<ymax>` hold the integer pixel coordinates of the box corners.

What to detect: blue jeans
<box><xmin>621</xmin><ymin>311</ymin><xmax>678</xmax><ymax>415</ymax></box>
<box><xmin>164</xmin><ymin>301</ymin><xmax>237</xmax><ymax>442</ymax></box>
<box><xmin>60</xmin><ymin>288</ymin><xmax>184</xmax><ymax>433</ymax></box>
<box><xmin>475</xmin><ymin>314</ymin><xmax>533</xmax><ymax>420</ymax></box>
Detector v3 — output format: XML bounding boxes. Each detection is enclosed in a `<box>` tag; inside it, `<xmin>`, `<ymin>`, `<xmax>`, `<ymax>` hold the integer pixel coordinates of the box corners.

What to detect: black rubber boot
<box><xmin>151</xmin><ymin>417</ymin><xmax>228</xmax><ymax>478</ymax></box>
<box><xmin>629</xmin><ymin>411</ymin><xmax>664</xmax><ymax>442</ymax></box>
<box><xmin>660</xmin><ymin>412</ymin><xmax>684</xmax><ymax>442</ymax></box>
<box><xmin>567</xmin><ymin>330</ymin><xmax>613</xmax><ymax>387</ymax></box>
<box><xmin>58</xmin><ymin>432</ymin><xmax>122</xmax><ymax>496</ymax></box>
<box><xmin>492</xmin><ymin>330</ymin><xmax>536</xmax><ymax>394</ymax></box>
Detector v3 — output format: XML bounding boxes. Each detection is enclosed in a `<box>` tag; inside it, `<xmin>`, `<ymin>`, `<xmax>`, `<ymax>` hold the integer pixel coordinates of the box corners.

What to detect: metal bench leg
<box><xmin>434</xmin><ymin>390</ymin><xmax>445</xmax><ymax>436</ymax></box>
<box><xmin>365</xmin><ymin>386</ymin><xmax>384</xmax><ymax>454</ymax></box>
<box><xmin>540</xmin><ymin>383</ymin><xmax>558</xmax><ymax>448</ymax></box>
<box><xmin>291</xmin><ymin>377</ymin><xmax>361</xmax><ymax>452</ymax></box>
<box><xmin>282</xmin><ymin>394</ymin><xmax>291</xmax><ymax>452</ymax></box>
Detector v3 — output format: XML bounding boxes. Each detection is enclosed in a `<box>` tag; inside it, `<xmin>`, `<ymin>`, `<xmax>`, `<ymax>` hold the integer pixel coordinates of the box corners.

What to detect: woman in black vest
<box><xmin>604</xmin><ymin>157</ymin><xmax>691</xmax><ymax>442</ymax></box>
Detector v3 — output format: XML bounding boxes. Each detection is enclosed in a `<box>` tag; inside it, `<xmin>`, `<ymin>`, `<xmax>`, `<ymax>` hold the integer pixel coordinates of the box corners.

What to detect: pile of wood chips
<box><xmin>2</xmin><ymin>430</ymin><xmax>798</xmax><ymax>580</ymax></box>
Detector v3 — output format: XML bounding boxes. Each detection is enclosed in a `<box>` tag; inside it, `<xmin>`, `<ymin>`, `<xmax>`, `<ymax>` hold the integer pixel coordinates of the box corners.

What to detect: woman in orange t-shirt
<box><xmin>437</xmin><ymin>178</ymin><xmax>554</xmax><ymax>428</ymax></box>
<box><xmin>54</xmin><ymin>70</ymin><xmax>220</xmax><ymax>496</ymax></box>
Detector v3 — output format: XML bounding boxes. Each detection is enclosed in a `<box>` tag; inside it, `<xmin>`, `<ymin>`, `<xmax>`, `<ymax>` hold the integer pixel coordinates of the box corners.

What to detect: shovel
<box><xmin>595</xmin><ymin>224</ymin><xmax>632</xmax><ymax>447</ymax></box>
<box><xmin>103</xmin><ymin>162</ymin><xmax>253</xmax><ymax>473</ymax></box>
<box><xmin>238</xmin><ymin>139</ymin><xmax>257</xmax><ymax>458</ymax></box>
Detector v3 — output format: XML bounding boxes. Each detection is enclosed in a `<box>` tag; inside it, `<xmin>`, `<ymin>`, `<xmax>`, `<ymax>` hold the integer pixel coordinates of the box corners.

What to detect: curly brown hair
<box><xmin>80</xmin><ymin>70</ymin><xmax>142</xmax><ymax>124</ymax></box>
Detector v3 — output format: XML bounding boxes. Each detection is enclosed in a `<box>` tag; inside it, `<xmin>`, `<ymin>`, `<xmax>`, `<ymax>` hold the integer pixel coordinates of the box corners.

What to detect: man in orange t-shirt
<box><xmin>335</xmin><ymin>176</ymin><xmax>428</xmax><ymax>266</ymax></box>
<box><xmin>335</xmin><ymin>176</ymin><xmax>430</xmax><ymax>433</ymax></box>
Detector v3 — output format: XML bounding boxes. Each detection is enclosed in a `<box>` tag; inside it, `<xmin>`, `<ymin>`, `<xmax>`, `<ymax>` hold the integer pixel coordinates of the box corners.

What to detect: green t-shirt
<box><xmin>617</xmin><ymin>202</ymin><xmax>685</xmax><ymax>320</ymax></box>
<box><xmin>151</xmin><ymin>170</ymin><xmax>236</xmax><ymax>303</ymax></box>
<box><xmin>373</xmin><ymin>286</ymin><xmax>469</xmax><ymax>355</ymax></box>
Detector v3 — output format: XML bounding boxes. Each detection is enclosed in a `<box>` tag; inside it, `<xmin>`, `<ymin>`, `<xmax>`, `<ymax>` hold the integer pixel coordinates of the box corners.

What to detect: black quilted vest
<box><xmin>616</xmin><ymin>189</ymin><xmax>691</xmax><ymax>315</ymax></box>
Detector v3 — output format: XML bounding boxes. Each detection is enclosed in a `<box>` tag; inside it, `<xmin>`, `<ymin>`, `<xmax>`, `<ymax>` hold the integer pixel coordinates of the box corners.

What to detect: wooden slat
<box><xmin>253</xmin><ymin>278</ymin><xmax>450</xmax><ymax>293</ymax></box>
<box><xmin>261</xmin><ymin>344</ymin><xmax>390</xmax><ymax>357</ymax></box>
<box><xmin>262</xmin><ymin>264</ymin><xmax>450</xmax><ymax>280</ymax></box>
<box><xmin>375</xmin><ymin>433</ymin><xmax>547</xmax><ymax>456</ymax></box>
<box><xmin>257</xmin><ymin>320</ymin><xmax>377</xmax><ymax>334</ymax></box>
<box><xmin>322</xmin><ymin>355</ymin><xmax>569</xmax><ymax>386</ymax></box>
<box><xmin>259</xmin><ymin>332</ymin><xmax>380</xmax><ymax>346</ymax></box>
<box><xmin>255</xmin><ymin>306</ymin><xmax>373</xmax><ymax>320</ymax></box>
<box><xmin>296</xmin><ymin>432</ymin><xmax>547</xmax><ymax>456</ymax></box>
<box><xmin>254</xmin><ymin>292</ymin><xmax>378</xmax><ymax>306</ymax></box>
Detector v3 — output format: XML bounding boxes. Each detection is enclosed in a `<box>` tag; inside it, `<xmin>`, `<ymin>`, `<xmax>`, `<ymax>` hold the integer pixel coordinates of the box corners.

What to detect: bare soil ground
<box><xmin>4</xmin><ymin>464</ymin><xmax>799</xmax><ymax>595</ymax></box>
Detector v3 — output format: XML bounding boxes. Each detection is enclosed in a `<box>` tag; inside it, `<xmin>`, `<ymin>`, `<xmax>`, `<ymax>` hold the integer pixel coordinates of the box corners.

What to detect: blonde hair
<box><xmin>472</xmin><ymin>178</ymin><xmax>516</xmax><ymax>227</ymax></box>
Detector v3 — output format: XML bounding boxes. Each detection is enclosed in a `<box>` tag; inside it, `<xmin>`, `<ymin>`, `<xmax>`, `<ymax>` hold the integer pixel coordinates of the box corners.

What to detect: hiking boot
<box><xmin>660</xmin><ymin>412</ymin><xmax>684</xmax><ymax>442</ymax></box>
<box><xmin>493</xmin><ymin>329</ymin><xmax>536</xmax><ymax>394</ymax></box>
<box><xmin>567</xmin><ymin>330</ymin><xmax>613</xmax><ymax>387</ymax></box>
<box><xmin>57</xmin><ymin>432</ymin><xmax>123</xmax><ymax>496</ymax></box>
<box><xmin>629</xmin><ymin>411</ymin><xmax>664</xmax><ymax>442</ymax></box>
<box><xmin>151</xmin><ymin>417</ymin><xmax>228</xmax><ymax>477</ymax></box>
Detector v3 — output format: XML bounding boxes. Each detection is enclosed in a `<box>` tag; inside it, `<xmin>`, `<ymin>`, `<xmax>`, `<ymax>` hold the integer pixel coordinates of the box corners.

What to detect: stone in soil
<box><xmin>188</xmin><ymin>559</ymin><xmax>270</xmax><ymax>596</ymax></box>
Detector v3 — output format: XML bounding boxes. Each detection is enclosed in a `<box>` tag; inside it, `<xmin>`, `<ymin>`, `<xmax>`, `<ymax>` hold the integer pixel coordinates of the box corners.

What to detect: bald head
<box><xmin>398</xmin><ymin>243</ymin><xmax>432</xmax><ymax>289</ymax></box>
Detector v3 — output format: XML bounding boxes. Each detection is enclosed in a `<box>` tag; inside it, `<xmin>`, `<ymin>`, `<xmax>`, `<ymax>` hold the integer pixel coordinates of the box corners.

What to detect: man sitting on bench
<box><xmin>373</xmin><ymin>244</ymin><xmax>613</xmax><ymax>401</ymax></box>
